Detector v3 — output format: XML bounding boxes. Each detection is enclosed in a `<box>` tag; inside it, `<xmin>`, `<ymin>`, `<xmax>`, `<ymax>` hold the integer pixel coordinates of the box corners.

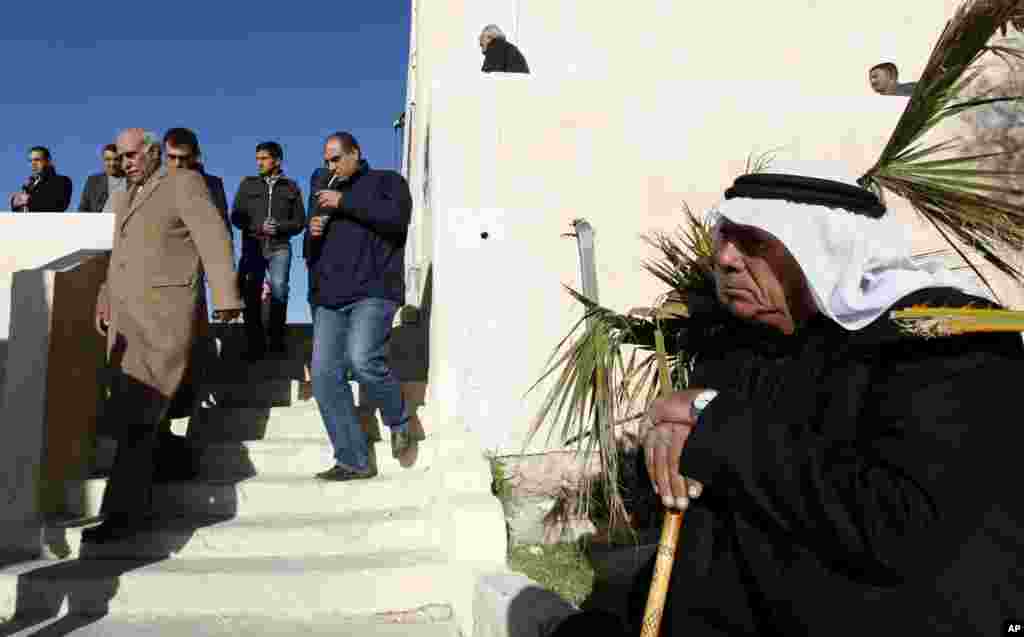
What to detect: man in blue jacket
<box><xmin>307</xmin><ymin>132</ymin><xmax>412</xmax><ymax>481</ymax></box>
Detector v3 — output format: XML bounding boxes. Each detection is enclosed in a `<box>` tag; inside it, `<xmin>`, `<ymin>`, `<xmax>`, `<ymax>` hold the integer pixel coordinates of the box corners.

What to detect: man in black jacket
<box><xmin>197</xmin><ymin>161</ymin><xmax>230</xmax><ymax>234</ymax></box>
<box><xmin>553</xmin><ymin>163</ymin><xmax>1024</xmax><ymax>636</ymax></box>
<box><xmin>232</xmin><ymin>141</ymin><xmax>306</xmax><ymax>358</ymax></box>
<box><xmin>479</xmin><ymin>24</ymin><xmax>529</xmax><ymax>74</ymax></box>
<box><xmin>305</xmin><ymin>166</ymin><xmax>328</xmax><ymax>318</ymax></box>
<box><xmin>78</xmin><ymin>143</ymin><xmax>126</xmax><ymax>212</ymax></box>
<box><xmin>307</xmin><ymin>131</ymin><xmax>413</xmax><ymax>481</ymax></box>
<box><xmin>9</xmin><ymin>146</ymin><xmax>73</xmax><ymax>212</ymax></box>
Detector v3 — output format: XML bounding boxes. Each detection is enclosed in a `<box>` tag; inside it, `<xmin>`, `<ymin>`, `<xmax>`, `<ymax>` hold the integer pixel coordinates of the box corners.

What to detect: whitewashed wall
<box><xmin>0</xmin><ymin>213</ymin><xmax>114</xmax><ymax>340</ymax></box>
<box><xmin>407</xmin><ymin>2</ymin><xmax>1024</xmax><ymax>454</ymax></box>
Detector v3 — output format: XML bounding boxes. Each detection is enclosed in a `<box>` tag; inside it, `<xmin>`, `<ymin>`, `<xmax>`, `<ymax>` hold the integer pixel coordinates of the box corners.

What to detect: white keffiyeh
<box><xmin>710</xmin><ymin>161</ymin><xmax>991</xmax><ymax>331</ymax></box>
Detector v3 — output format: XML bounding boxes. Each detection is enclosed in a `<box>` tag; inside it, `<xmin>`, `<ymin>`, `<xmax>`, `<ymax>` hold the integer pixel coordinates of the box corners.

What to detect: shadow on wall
<box><xmin>360</xmin><ymin>263</ymin><xmax>433</xmax><ymax>448</ymax></box>
<box><xmin>0</xmin><ymin>338</ymin><xmax>7</xmax><ymax>411</ymax></box>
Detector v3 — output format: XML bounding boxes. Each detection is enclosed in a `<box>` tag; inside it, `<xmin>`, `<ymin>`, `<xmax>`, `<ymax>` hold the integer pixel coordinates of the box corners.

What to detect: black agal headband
<box><xmin>723</xmin><ymin>173</ymin><xmax>887</xmax><ymax>219</ymax></box>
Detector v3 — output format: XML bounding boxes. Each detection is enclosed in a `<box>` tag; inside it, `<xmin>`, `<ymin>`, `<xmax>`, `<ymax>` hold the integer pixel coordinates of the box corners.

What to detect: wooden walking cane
<box><xmin>639</xmin><ymin>326</ymin><xmax>684</xmax><ymax>637</ymax></box>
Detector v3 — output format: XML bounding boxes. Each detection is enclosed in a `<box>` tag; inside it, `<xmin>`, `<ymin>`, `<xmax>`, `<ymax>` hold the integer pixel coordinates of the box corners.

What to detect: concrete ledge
<box><xmin>473</xmin><ymin>572</ymin><xmax>577</xmax><ymax>637</ymax></box>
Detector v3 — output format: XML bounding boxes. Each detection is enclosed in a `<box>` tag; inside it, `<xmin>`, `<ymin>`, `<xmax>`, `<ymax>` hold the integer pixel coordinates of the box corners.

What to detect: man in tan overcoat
<box><xmin>86</xmin><ymin>128</ymin><xmax>242</xmax><ymax>543</ymax></box>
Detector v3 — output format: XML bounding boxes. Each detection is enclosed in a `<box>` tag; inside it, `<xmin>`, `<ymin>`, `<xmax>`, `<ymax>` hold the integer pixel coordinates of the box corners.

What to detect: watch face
<box><xmin>694</xmin><ymin>390</ymin><xmax>719</xmax><ymax>410</ymax></box>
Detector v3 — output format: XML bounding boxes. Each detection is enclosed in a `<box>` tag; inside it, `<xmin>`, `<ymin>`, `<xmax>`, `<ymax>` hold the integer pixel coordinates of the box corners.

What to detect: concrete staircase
<box><xmin>0</xmin><ymin>323</ymin><xmax>507</xmax><ymax>636</ymax></box>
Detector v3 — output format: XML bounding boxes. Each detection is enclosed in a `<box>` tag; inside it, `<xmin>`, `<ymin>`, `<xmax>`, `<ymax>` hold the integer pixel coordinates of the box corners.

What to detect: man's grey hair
<box><xmin>481</xmin><ymin>24</ymin><xmax>506</xmax><ymax>40</ymax></box>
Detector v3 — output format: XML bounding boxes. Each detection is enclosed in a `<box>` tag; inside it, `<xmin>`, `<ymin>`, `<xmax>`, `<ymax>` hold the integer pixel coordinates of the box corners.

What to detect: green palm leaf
<box><xmin>861</xmin><ymin>0</ymin><xmax>1024</xmax><ymax>293</ymax></box>
<box><xmin>526</xmin><ymin>208</ymin><xmax>717</xmax><ymax>530</ymax></box>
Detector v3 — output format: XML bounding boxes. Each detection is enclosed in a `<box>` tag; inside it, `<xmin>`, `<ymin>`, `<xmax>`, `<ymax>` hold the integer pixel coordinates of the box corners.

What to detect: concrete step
<box><xmin>181</xmin><ymin>402</ymin><xmax>324</xmax><ymax>441</ymax></box>
<box><xmin>149</xmin><ymin>470</ymin><xmax>438</xmax><ymax>518</ymax></box>
<box><xmin>0</xmin><ymin>551</ymin><xmax>457</xmax><ymax>622</ymax></box>
<box><xmin>49</xmin><ymin>507</ymin><xmax>439</xmax><ymax>561</ymax></box>
<box><xmin>183</xmin><ymin>402</ymin><xmax>378</xmax><ymax>442</ymax></box>
<box><xmin>0</xmin><ymin>608</ymin><xmax>460</xmax><ymax>637</ymax></box>
<box><xmin>194</xmin><ymin>436</ymin><xmax>436</xmax><ymax>480</ymax></box>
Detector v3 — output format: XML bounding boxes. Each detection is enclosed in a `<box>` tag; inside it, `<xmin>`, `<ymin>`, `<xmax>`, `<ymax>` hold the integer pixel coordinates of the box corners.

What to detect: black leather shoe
<box><xmin>391</xmin><ymin>429</ymin><xmax>413</xmax><ymax>459</ymax></box>
<box><xmin>314</xmin><ymin>465</ymin><xmax>339</xmax><ymax>479</ymax></box>
<box><xmin>80</xmin><ymin>517</ymin><xmax>150</xmax><ymax>544</ymax></box>
<box><xmin>316</xmin><ymin>465</ymin><xmax>377</xmax><ymax>481</ymax></box>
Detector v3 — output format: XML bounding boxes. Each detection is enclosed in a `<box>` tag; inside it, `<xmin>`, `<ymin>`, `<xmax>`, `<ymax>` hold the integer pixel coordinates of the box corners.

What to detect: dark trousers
<box><xmin>100</xmin><ymin>375</ymin><xmax>173</xmax><ymax>518</ymax></box>
<box><xmin>240</xmin><ymin>243</ymin><xmax>292</xmax><ymax>351</ymax></box>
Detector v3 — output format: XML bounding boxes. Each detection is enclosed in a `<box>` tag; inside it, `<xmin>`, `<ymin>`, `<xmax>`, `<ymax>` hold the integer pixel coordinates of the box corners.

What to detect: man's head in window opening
<box><xmin>479</xmin><ymin>24</ymin><xmax>505</xmax><ymax>54</ymax></box>
<box><xmin>869</xmin><ymin>62</ymin><xmax>899</xmax><ymax>95</ymax></box>
<box><xmin>163</xmin><ymin>127</ymin><xmax>202</xmax><ymax>176</ymax></box>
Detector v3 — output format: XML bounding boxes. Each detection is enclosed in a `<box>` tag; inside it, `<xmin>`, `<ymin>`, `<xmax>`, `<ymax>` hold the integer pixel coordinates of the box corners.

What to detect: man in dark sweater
<box><xmin>231</xmin><ymin>141</ymin><xmax>306</xmax><ymax>358</ymax></box>
<box><xmin>307</xmin><ymin>132</ymin><xmax>413</xmax><ymax>481</ymax></box>
<box><xmin>9</xmin><ymin>146</ymin><xmax>73</xmax><ymax>212</ymax></box>
<box><xmin>479</xmin><ymin>24</ymin><xmax>529</xmax><ymax>74</ymax></box>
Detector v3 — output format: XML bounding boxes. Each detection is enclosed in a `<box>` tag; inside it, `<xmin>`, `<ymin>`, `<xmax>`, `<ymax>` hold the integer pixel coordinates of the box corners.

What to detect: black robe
<box><xmin>564</xmin><ymin>287</ymin><xmax>1024</xmax><ymax>635</ymax></box>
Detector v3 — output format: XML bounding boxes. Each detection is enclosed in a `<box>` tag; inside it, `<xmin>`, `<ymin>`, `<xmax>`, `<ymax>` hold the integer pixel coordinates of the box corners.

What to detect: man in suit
<box><xmin>8</xmin><ymin>146</ymin><xmax>73</xmax><ymax>212</ymax></box>
<box><xmin>86</xmin><ymin>128</ymin><xmax>241</xmax><ymax>543</ymax></box>
<box><xmin>479</xmin><ymin>24</ymin><xmax>529</xmax><ymax>74</ymax></box>
<box><xmin>163</xmin><ymin>128</ymin><xmax>230</xmax><ymax>233</ymax></box>
<box><xmin>158</xmin><ymin>127</ymin><xmax>228</xmax><ymax>469</ymax></box>
<box><xmin>78</xmin><ymin>144</ymin><xmax>127</xmax><ymax>212</ymax></box>
<box><xmin>305</xmin><ymin>166</ymin><xmax>328</xmax><ymax>318</ymax></box>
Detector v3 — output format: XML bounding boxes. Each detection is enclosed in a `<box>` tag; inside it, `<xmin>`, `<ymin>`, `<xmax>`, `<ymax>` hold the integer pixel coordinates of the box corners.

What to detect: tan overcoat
<box><xmin>97</xmin><ymin>168</ymin><xmax>242</xmax><ymax>421</ymax></box>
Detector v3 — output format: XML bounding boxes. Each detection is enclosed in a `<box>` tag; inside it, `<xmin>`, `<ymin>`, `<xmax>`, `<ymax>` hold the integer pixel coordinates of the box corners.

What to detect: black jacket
<box><xmin>623</xmin><ymin>287</ymin><xmax>1024</xmax><ymax>636</ymax></box>
<box><xmin>482</xmin><ymin>38</ymin><xmax>529</xmax><ymax>74</ymax></box>
<box><xmin>201</xmin><ymin>171</ymin><xmax>230</xmax><ymax>232</ymax></box>
<box><xmin>11</xmin><ymin>166</ymin><xmax>72</xmax><ymax>212</ymax></box>
<box><xmin>230</xmin><ymin>174</ymin><xmax>305</xmax><ymax>255</ymax></box>
<box><xmin>78</xmin><ymin>173</ymin><xmax>113</xmax><ymax>212</ymax></box>
<box><xmin>307</xmin><ymin>160</ymin><xmax>411</xmax><ymax>307</ymax></box>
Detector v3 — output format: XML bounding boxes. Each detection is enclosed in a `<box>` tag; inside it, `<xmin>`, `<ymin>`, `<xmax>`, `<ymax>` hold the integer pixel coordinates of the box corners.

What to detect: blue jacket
<box><xmin>306</xmin><ymin>160</ymin><xmax>411</xmax><ymax>307</ymax></box>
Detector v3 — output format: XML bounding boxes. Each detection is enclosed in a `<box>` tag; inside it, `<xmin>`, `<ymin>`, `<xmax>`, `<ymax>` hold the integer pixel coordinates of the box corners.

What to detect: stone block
<box><xmin>0</xmin><ymin>250</ymin><xmax>109</xmax><ymax>557</ymax></box>
<box><xmin>473</xmin><ymin>572</ymin><xmax>577</xmax><ymax>637</ymax></box>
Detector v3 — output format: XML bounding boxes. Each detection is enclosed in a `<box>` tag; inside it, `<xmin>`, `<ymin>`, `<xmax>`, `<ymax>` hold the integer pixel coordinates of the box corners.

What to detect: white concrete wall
<box><xmin>0</xmin><ymin>213</ymin><xmax>113</xmax><ymax>412</ymax></box>
<box><xmin>407</xmin><ymin>1</ymin><xmax>1024</xmax><ymax>454</ymax></box>
<box><xmin>0</xmin><ymin>213</ymin><xmax>114</xmax><ymax>340</ymax></box>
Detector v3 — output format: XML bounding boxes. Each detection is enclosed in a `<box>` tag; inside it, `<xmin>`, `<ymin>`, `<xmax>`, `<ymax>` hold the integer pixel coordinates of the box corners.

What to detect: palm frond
<box><xmin>640</xmin><ymin>203</ymin><xmax>716</xmax><ymax>297</ymax></box>
<box><xmin>861</xmin><ymin>0</ymin><xmax>1024</xmax><ymax>290</ymax></box>
<box><xmin>746</xmin><ymin>147</ymin><xmax>786</xmax><ymax>174</ymax></box>
<box><xmin>891</xmin><ymin>305</ymin><xmax>1024</xmax><ymax>336</ymax></box>
<box><xmin>526</xmin><ymin>209</ymin><xmax>717</xmax><ymax>530</ymax></box>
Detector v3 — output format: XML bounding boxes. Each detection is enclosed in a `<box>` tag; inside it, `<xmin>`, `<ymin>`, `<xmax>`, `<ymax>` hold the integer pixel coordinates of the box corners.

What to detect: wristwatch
<box><xmin>690</xmin><ymin>390</ymin><xmax>719</xmax><ymax>422</ymax></box>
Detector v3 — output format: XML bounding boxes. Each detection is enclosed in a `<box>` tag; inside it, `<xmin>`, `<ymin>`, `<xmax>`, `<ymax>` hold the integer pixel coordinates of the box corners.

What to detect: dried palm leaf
<box><xmin>891</xmin><ymin>304</ymin><xmax>1024</xmax><ymax>336</ymax></box>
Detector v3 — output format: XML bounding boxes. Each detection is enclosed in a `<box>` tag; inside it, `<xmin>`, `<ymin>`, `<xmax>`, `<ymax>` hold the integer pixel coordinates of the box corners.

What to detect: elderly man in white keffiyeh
<box><xmin>550</xmin><ymin>160</ymin><xmax>1024</xmax><ymax>636</ymax></box>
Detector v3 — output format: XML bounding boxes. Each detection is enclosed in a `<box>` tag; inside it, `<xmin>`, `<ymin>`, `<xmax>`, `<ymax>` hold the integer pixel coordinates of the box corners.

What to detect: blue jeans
<box><xmin>311</xmin><ymin>298</ymin><xmax>408</xmax><ymax>471</ymax></box>
<box><xmin>240</xmin><ymin>243</ymin><xmax>292</xmax><ymax>349</ymax></box>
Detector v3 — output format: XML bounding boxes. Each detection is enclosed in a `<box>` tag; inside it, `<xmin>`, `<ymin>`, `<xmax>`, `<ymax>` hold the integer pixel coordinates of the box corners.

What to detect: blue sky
<box><xmin>0</xmin><ymin>1</ymin><xmax>411</xmax><ymax>323</ymax></box>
